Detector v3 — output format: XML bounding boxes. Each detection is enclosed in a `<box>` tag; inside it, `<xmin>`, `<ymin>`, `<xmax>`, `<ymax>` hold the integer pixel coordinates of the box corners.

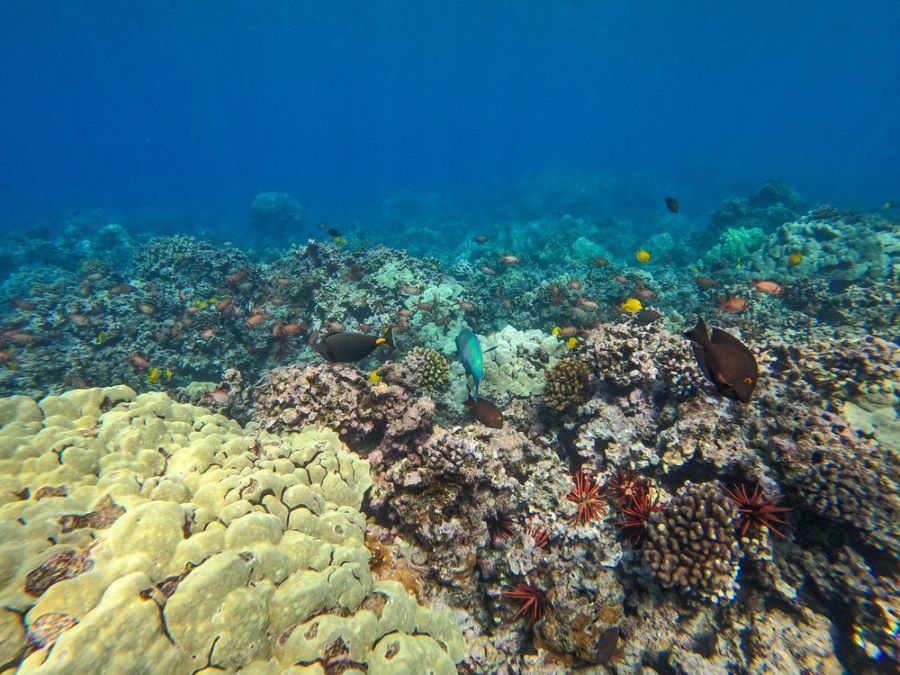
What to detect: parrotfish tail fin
<box><xmin>684</xmin><ymin>318</ymin><xmax>711</xmax><ymax>348</ymax></box>
<box><xmin>473</xmin><ymin>381</ymin><xmax>479</xmax><ymax>401</ymax></box>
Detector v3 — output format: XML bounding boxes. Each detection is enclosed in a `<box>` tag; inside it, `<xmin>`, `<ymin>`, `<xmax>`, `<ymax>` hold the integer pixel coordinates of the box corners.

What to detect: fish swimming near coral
<box><xmin>693</xmin><ymin>276</ymin><xmax>719</xmax><ymax>289</ymax></box>
<box><xmin>465</xmin><ymin>396</ymin><xmax>503</xmax><ymax>428</ymax></box>
<box><xmin>621</xmin><ymin>298</ymin><xmax>643</xmax><ymax>313</ymax></box>
<box><xmin>456</xmin><ymin>328</ymin><xmax>484</xmax><ymax>400</ymax></box>
<box><xmin>635</xmin><ymin>249</ymin><xmax>651</xmax><ymax>263</ymax></box>
<box><xmin>316</xmin><ymin>328</ymin><xmax>396</xmax><ymax>362</ymax></box>
<box><xmin>665</xmin><ymin>196</ymin><xmax>679</xmax><ymax>213</ymax></box>
<box><xmin>749</xmin><ymin>279</ymin><xmax>784</xmax><ymax>296</ymax></box>
<box><xmin>718</xmin><ymin>294</ymin><xmax>748</xmax><ymax>313</ymax></box>
<box><xmin>684</xmin><ymin>318</ymin><xmax>758</xmax><ymax>403</ymax></box>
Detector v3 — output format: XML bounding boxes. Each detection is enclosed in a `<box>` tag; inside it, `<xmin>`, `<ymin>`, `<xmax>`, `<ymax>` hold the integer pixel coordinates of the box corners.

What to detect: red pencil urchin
<box><xmin>606</xmin><ymin>466</ymin><xmax>649</xmax><ymax>508</ymax></box>
<box><xmin>566</xmin><ymin>466</ymin><xmax>606</xmax><ymax>525</ymax></box>
<box><xmin>501</xmin><ymin>580</ymin><xmax>546</xmax><ymax>627</ymax></box>
<box><xmin>723</xmin><ymin>482</ymin><xmax>792</xmax><ymax>539</ymax></box>
<box><xmin>485</xmin><ymin>511</ymin><xmax>516</xmax><ymax>545</ymax></box>
<box><xmin>616</xmin><ymin>490</ymin><xmax>663</xmax><ymax>545</ymax></box>
<box><xmin>527</xmin><ymin>520</ymin><xmax>550</xmax><ymax>550</ymax></box>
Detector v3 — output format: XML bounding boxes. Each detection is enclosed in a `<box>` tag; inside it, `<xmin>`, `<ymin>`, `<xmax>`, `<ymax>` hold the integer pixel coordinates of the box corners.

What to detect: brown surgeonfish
<box><xmin>316</xmin><ymin>328</ymin><xmax>396</xmax><ymax>362</ymax></box>
<box><xmin>665</xmin><ymin>196</ymin><xmax>680</xmax><ymax>213</ymax></box>
<box><xmin>684</xmin><ymin>318</ymin><xmax>758</xmax><ymax>403</ymax></box>
<box><xmin>465</xmin><ymin>396</ymin><xmax>504</xmax><ymax>428</ymax></box>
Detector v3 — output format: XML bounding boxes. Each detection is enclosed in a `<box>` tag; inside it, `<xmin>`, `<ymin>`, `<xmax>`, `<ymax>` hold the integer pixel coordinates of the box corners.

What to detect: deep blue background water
<box><xmin>1</xmin><ymin>1</ymin><xmax>899</xmax><ymax>236</ymax></box>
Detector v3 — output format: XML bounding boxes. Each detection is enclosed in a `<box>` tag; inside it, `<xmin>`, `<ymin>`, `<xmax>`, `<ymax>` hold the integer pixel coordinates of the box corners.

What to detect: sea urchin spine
<box><xmin>566</xmin><ymin>466</ymin><xmax>606</xmax><ymax>525</ymax></box>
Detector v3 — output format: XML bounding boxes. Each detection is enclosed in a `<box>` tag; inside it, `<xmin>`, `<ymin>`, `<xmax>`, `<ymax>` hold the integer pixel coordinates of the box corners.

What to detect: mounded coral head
<box><xmin>407</xmin><ymin>347</ymin><xmax>450</xmax><ymax>391</ymax></box>
<box><xmin>249</xmin><ymin>191</ymin><xmax>306</xmax><ymax>237</ymax></box>
<box><xmin>544</xmin><ymin>358</ymin><xmax>593</xmax><ymax>413</ymax></box>
<box><xmin>643</xmin><ymin>482</ymin><xmax>741</xmax><ymax>604</ymax></box>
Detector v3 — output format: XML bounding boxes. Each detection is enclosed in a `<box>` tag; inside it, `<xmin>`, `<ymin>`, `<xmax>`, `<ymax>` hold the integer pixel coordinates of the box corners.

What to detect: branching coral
<box><xmin>407</xmin><ymin>346</ymin><xmax>450</xmax><ymax>391</ymax></box>
<box><xmin>643</xmin><ymin>482</ymin><xmax>742</xmax><ymax>604</ymax></box>
<box><xmin>544</xmin><ymin>358</ymin><xmax>594</xmax><ymax>413</ymax></box>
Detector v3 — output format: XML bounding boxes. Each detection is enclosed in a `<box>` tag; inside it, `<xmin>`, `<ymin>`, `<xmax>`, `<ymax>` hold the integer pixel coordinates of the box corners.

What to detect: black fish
<box><xmin>465</xmin><ymin>396</ymin><xmax>503</xmax><ymax>428</ymax></box>
<box><xmin>664</xmin><ymin>196</ymin><xmax>679</xmax><ymax>213</ymax></box>
<box><xmin>597</xmin><ymin>626</ymin><xmax>619</xmax><ymax>664</ymax></box>
<box><xmin>327</xmin><ymin>228</ymin><xmax>342</xmax><ymax>238</ymax></box>
<box><xmin>316</xmin><ymin>329</ymin><xmax>395</xmax><ymax>362</ymax></box>
<box><xmin>635</xmin><ymin>308</ymin><xmax>662</xmax><ymax>326</ymax></box>
<box><xmin>684</xmin><ymin>318</ymin><xmax>758</xmax><ymax>403</ymax></box>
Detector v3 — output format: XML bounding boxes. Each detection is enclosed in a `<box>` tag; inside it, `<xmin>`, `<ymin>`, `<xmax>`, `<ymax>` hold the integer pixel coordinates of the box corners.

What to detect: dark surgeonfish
<box><xmin>316</xmin><ymin>328</ymin><xmax>396</xmax><ymax>362</ymax></box>
<box><xmin>465</xmin><ymin>396</ymin><xmax>503</xmax><ymax>428</ymax></box>
<box><xmin>456</xmin><ymin>328</ymin><xmax>484</xmax><ymax>400</ymax></box>
<box><xmin>665</xmin><ymin>196</ymin><xmax>680</xmax><ymax>213</ymax></box>
<box><xmin>684</xmin><ymin>318</ymin><xmax>758</xmax><ymax>403</ymax></box>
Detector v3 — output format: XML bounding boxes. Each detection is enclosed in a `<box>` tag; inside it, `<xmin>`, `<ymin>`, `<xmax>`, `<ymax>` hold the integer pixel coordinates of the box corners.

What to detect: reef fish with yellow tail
<box><xmin>456</xmin><ymin>328</ymin><xmax>484</xmax><ymax>400</ymax></box>
<box><xmin>465</xmin><ymin>396</ymin><xmax>504</xmax><ymax>428</ymax></box>
<box><xmin>684</xmin><ymin>318</ymin><xmax>758</xmax><ymax>403</ymax></box>
<box><xmin>316</xmin><ymin>328</ymin><xmax>396</xmax><ymax>363</ymax></box>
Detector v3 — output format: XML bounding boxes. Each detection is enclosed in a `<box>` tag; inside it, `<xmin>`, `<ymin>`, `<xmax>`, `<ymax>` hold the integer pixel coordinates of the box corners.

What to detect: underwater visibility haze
<box><xmin>0</xmin><ymin>2</ymin><xmax>898</xmax><ymax>673</ymax></box>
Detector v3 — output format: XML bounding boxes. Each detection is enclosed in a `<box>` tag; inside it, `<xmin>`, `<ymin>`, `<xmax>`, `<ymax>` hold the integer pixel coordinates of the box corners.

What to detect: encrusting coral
<box><xmin>643</xmin><ymin>482</ymin><xmax>742</xmax><ymax>604</ymax></box>
<box><xmin>0</xmin><ymin>386</ymin><xmax>463</xmax><ymax>673</ymax></box>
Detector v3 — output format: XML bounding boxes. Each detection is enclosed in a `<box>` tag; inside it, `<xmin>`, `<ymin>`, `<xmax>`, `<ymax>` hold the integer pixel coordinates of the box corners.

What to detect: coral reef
<box><xmin>643</xmin><ymin>482</ymin><xmax>742</xmax><ymax>604</ymax></box>
<box><xmin>0</xmin><ymin>387</ymin><xmax>463</xmax><ymax>672</ymax></box>
<box><xmin>544</xmin><ymin>358</ymin><xmax>593</xmax><ymax>413</ymax></box>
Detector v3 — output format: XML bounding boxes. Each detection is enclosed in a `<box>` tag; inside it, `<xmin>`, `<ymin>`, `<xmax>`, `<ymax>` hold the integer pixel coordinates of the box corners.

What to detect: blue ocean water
<box><xmin>1</xmin><ymin>1</ymin><xmax>898</xmax><ymax>238</ymax></box>
<box><xmin>1</xmin><ymin>5</ymin><xmax>899</xmax><ymax>673</ymax></box>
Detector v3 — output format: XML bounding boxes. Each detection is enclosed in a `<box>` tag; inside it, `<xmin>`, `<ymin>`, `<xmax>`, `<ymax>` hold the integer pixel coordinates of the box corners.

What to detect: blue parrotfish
<box><xmin>455</xmin><ymin>329</ymin><xmax>484</xmax><ymax>400</ymax></box>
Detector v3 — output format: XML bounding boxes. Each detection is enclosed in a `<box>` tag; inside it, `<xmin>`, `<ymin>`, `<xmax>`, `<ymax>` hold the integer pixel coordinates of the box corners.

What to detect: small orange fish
<box><xmin>129</xmin><ymin>353</ymin><xmax>150</xmax><ymax>369</ymax></box>
<box><xmin>749</xmin><ymin>279</ymin><xmax>784</xmax><ymax>296</ymax></box>
<box><xmin>613</xmin><ymin>275</ymin><xmax>629</xmax><ymax>285</ymax></box>
<box><xmin>499</xmin><ymin>255</ymin><xmax>520</xmax><ymax>265</ymax></box>
<box><xmin>109</xmin><ymin>283</ymin><xmax>137</xmax><ymax>295</ymax></box>
<box><xmin>568</xmin><ymin>279</ymin><xmax>583</xmax><ymax>291</ymax></box>
<box><xmin>574</xmin><ymin>297</ymin><xmax>600</xmax><ymax>311</ymax></box>
<box><xmin>413</xmin><ymin>301</ymin><xmax>434</xmax><ymax>311</ymax></box>
<box><xmin>200</xmin><ymin>328</ymin><xmax>218</xmax><ymax>340</ymax></box>
<box><xmin>718</xmin><ymin>295</ymin><xmax>749</xmax><ymax>313</ymax></box>
<box><xmin>244</xmin><ymin>314</ymin><xmax>267</xmax><ymax>328</ymax></box>
<box><xmin>480</xmin><ymin>265</ymin><xmax>497</xmax><ymax>275</ymax></box>
<box><xmin>456</xmin><ymin>300</ymin><xmax>477</xmax><ymax>312</ymax></box>
<box><xmin>474</xmin><ymin>235</ymin><xmax>489</xmax><ymax>243</ymax></box>
<box><xmin>592</xmin><ymin>257</ymin><xmax>609</xmax><ymax>267</ymax></box>
<box><xmin>397</xmin><ymin>285</ymin><xmax>422</xmax><ymax>295</ymax></box>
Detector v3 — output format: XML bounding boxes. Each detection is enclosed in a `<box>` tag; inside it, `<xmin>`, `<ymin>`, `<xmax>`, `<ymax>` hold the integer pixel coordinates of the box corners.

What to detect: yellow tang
<box><xmin>635</xmin><ymin>249</ymin><xmax>651</xmax><ymax>263</ymax></box>
<box><xmin>368</xmin><ymin>369</ymin><xmax>382</xmax><ymax>383</ymax></box>
<box><xmin>551</xmin><ymin>326</ymin><xmax>561</xmax><ymax>336</ymax></box>
<box><xmin>565</xmin><ymin>337</ymin><xmax>578</xmax><ymax>348</ymax></box>
<box><xmin>621</xmin><ymin>297</ymin><xmax>643</xmax><ymax>313</ymax></box>
<box><xmin>787</xmin><ymin>251</ymin><xmax>803</xmax><ymax>265</ymax></box>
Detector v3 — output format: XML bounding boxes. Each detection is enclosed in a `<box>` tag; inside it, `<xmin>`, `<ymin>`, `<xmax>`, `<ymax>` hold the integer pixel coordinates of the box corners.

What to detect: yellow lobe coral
<box><xmin>635</xmin><ymin>249</ymin><xmax>651</xmax><ymax>263</ymax></box>
<box><xmin>621</xmin><ymin>298</ymin><xmax>643</xmax><ymax>313</ymax></box>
